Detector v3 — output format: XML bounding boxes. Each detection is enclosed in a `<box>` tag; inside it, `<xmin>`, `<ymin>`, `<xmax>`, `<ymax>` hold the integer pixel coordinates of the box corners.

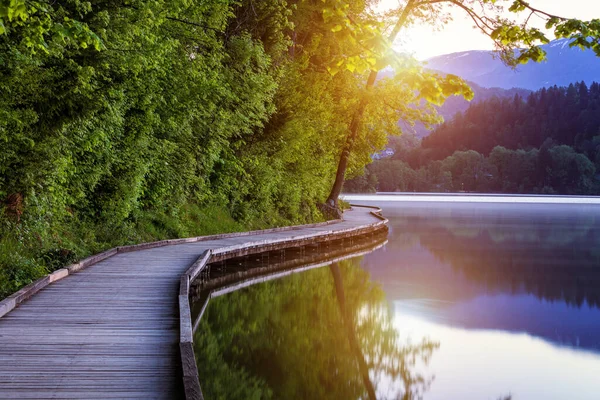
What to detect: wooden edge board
<box><xmin>179</xmin><ymin>295</ymin><xmax>193</xmax><ymax>344</ymax></box>
<box><xmin>370</xmin><ymin>211</ymin><xmax>388</xmax><ymax>222</ymax></box>
<box><xmin>179</xmin><ymin>250</ymin><xmax>212</xmax><ymax>400</ymax></box>
<box><xmin>180</xmin><ymin>276</ymin><xmax>190</xmax><ymax>298</ymax></box>
<box><xmin>66</xmin><ymin>262</ymin><xmax>83</xmax><ymax>274</ymax></box>
<box><xmin>48</xmin><ymin>268</ymin><xmax>69</xmax><ymax>283</ymax></box>
<box><xmin>0</xmin><ymin>297</ymin><xmax>16</xmax><ymax>319</ymax></box>
<box><xmin>11</xmin><ymin>276</ymin><xmax>50</xmax><ymax>304</ymax></box>
<box><xmin>180</xmin><ymin>342</ymin><xmax>203</xmax><ymax>400</ymax></box>
<box><xmin>349</xmin><ymin>204</ymin><xmax>382</xmax><ymax>212</ymax></box>
<box><xmin>184</xmin><ymin>250</ymin><xmax>212</xmax><ymax>283</ymax></box>
<box><xmin>179</xmin><ymin>292</ymin><xmax>202</xmax><ymax>400</ymax></box>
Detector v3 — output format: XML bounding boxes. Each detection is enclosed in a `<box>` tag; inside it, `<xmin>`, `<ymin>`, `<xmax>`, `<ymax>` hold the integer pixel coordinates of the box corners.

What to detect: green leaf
<box><xmin>327</xmin><ymin>66</ymin><xmax>340</xmax><ymax>76</ymax></box>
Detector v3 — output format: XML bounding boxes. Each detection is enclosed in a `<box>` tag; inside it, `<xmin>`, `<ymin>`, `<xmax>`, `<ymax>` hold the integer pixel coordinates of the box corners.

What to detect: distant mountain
<box><xmin>425</xmin><ymin>39</ymin><xmax>600</xmax><ymax>90</ymax></box>
<box><xmin>404</xmin><ymin>81</ymin><xmax>530</xmax><ymax>138</ymax></box>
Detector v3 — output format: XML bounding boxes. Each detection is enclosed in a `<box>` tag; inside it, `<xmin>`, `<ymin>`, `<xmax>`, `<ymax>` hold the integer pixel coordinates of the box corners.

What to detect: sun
<box><xmin>372</xmin><ymin>0</ymin><xmax>495</xmax><ymax>60</ymax></box>
<box><xmin>372</xmin><ymin>0</ymin><xmax>600</xmax><ymax>60</ymax></box>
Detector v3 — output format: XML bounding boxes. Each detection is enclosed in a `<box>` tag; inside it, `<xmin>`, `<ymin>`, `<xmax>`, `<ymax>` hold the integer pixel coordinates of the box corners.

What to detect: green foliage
<box><xmin>0</xmin><ymin>0</ymin><xmax>103</xmax><ymax>52</ymax></box>
<box><xmin>348</xmin><ymin>80</ymin><xmax>600</xmax><ymax>195</ymax></box>
<box><xmin>366</xmin><ymin>159</ymin><xmax>416</xmax><ymax>192</ymax></box>
<box><xmin>0</xmin><ymin>236</ymin><xmax>46</xmax><ymax>298</ymax></box>
<box><xmin>0</xmin><ymin>0</ymin><xmax>334</xmax><ymax>297</ymax></box>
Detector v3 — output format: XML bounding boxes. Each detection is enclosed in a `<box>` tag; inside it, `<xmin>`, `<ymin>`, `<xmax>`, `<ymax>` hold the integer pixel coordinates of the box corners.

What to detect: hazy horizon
<box><xmin>376</xmin><ymin>0</ymin><xmax>600</xmax><ymax>59</ymax></box>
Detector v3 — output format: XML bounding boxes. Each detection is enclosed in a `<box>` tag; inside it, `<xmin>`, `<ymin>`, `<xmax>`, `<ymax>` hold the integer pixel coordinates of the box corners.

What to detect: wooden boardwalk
<box><xmin>0</xmin><ymin>206</ymin><xmax>384</xmax><ymax>399</ymax></box>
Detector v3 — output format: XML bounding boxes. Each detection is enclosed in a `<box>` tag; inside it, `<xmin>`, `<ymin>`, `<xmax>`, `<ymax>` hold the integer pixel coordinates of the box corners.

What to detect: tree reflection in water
<box><xmin>194</xmin><ymin>257</ymin><xmax>437</xmax><ymax>400</ymax></box>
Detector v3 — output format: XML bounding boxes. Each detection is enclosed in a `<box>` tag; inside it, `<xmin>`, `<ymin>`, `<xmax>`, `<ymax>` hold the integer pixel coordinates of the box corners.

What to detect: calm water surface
<box><xmin>195</xmin><ymin>198</ymin><xmax>600</xmax><ymax>399</ymax></box>
<box><xmin>360</xmin><ymin>199</ymin><xmax>600</xmax><ymax>400</ymax></box>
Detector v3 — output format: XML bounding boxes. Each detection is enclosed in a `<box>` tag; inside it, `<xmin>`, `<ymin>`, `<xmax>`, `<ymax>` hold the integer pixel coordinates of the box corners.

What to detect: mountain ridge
<box><xmin>425</xmin><ymin>39</ymin><xmax>600</xmax><ymax>91</ymax></box>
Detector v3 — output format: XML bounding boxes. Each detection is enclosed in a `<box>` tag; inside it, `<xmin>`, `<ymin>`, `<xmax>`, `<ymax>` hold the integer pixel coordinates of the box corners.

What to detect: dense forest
<box><xmin>346</xmin><ymin>82</ymin><xmax>600</xmax><ymax>194</ymax></box>
<box><xmin>0</xmin><ymin>0</ymin><xmax>401</xmax><ymax>297</ymax></box>
<box><xmin>423</xmin><ymin>82</ymin><xmax>600</xmax><ymax>157</ymax></box>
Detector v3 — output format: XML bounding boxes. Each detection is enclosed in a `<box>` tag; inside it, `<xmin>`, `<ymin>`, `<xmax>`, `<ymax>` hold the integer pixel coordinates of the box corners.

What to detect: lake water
<box><xmin>194</xmin><ymin>196</ymin><xmax>600</xmax><ymax>399</ymax></box>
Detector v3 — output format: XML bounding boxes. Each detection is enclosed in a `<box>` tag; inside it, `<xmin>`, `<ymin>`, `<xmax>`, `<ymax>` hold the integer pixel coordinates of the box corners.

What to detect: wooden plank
<box><xmin>66</xmin><ymin>262</ymin><xmax>83</xmax><ymax>273</ymax></box>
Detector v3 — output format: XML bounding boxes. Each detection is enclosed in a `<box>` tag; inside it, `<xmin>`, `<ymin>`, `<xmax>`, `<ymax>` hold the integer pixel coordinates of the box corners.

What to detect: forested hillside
<box><xmin>0</xmin><ymin>0</ymin><xmax>394</xmax><ymax>297</ymax></box>
<box><xmin>422</xmin><ymin>82</ymin><xmax>600</xmax><ymax>159</ymax></box>
<box><xmin>347</xmin><ymin>82</ymin><xmax>600</xmax><ymax>195</ymax></box>
<box><xmin>409</xmin><ymin>82</ymin><xmax>531</xmax><ymax>137</ymax></box>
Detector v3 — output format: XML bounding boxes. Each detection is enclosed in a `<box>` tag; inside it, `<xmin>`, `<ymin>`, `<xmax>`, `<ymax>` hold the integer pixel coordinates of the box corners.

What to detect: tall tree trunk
<box><xmin>326</xmin><ymin>0</ymin><xmax>416</xmax><ymax>207</ymax></box>
<box><xmin>326</xmin><ymin>71</ymin><xmax>378</xmax><ymax>207</ymax></box>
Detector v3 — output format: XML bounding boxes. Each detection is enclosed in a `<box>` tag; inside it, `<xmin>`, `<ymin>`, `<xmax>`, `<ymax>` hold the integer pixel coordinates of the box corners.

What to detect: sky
<box><xmin>376</xmin><ymin>0</ymin><xmax>600</xmax><ymax>59</ymax></box>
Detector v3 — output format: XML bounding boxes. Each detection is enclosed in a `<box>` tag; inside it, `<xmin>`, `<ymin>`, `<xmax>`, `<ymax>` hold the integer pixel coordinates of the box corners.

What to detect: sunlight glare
<box><xmin>374</xmin><ymin>0</ymin><xmax>600</xmax><ymax>60</ymax></box>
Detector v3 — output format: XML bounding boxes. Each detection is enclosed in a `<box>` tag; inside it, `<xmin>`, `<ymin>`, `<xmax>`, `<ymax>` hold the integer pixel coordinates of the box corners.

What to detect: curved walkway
<box><xmin>0</xmin><ymin>206</ymin><xmax>384</xmax><ymax>399</ymax></box>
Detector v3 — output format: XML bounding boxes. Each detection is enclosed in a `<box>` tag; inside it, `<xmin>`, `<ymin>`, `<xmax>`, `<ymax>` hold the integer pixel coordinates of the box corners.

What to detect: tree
<box><xmin>547</xmin><ymin>145</ymin><xmax>596</xmax><ymax>194</ymax></box>
<box><xmin>323</xmin><ymin>0</ymin><xmax>600</xmax><ymax>208</ymax></box>
<box><xmin>441</xmin><ymin>150</ymin><xmax>488</xmax><ymax>191</ymax></box>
